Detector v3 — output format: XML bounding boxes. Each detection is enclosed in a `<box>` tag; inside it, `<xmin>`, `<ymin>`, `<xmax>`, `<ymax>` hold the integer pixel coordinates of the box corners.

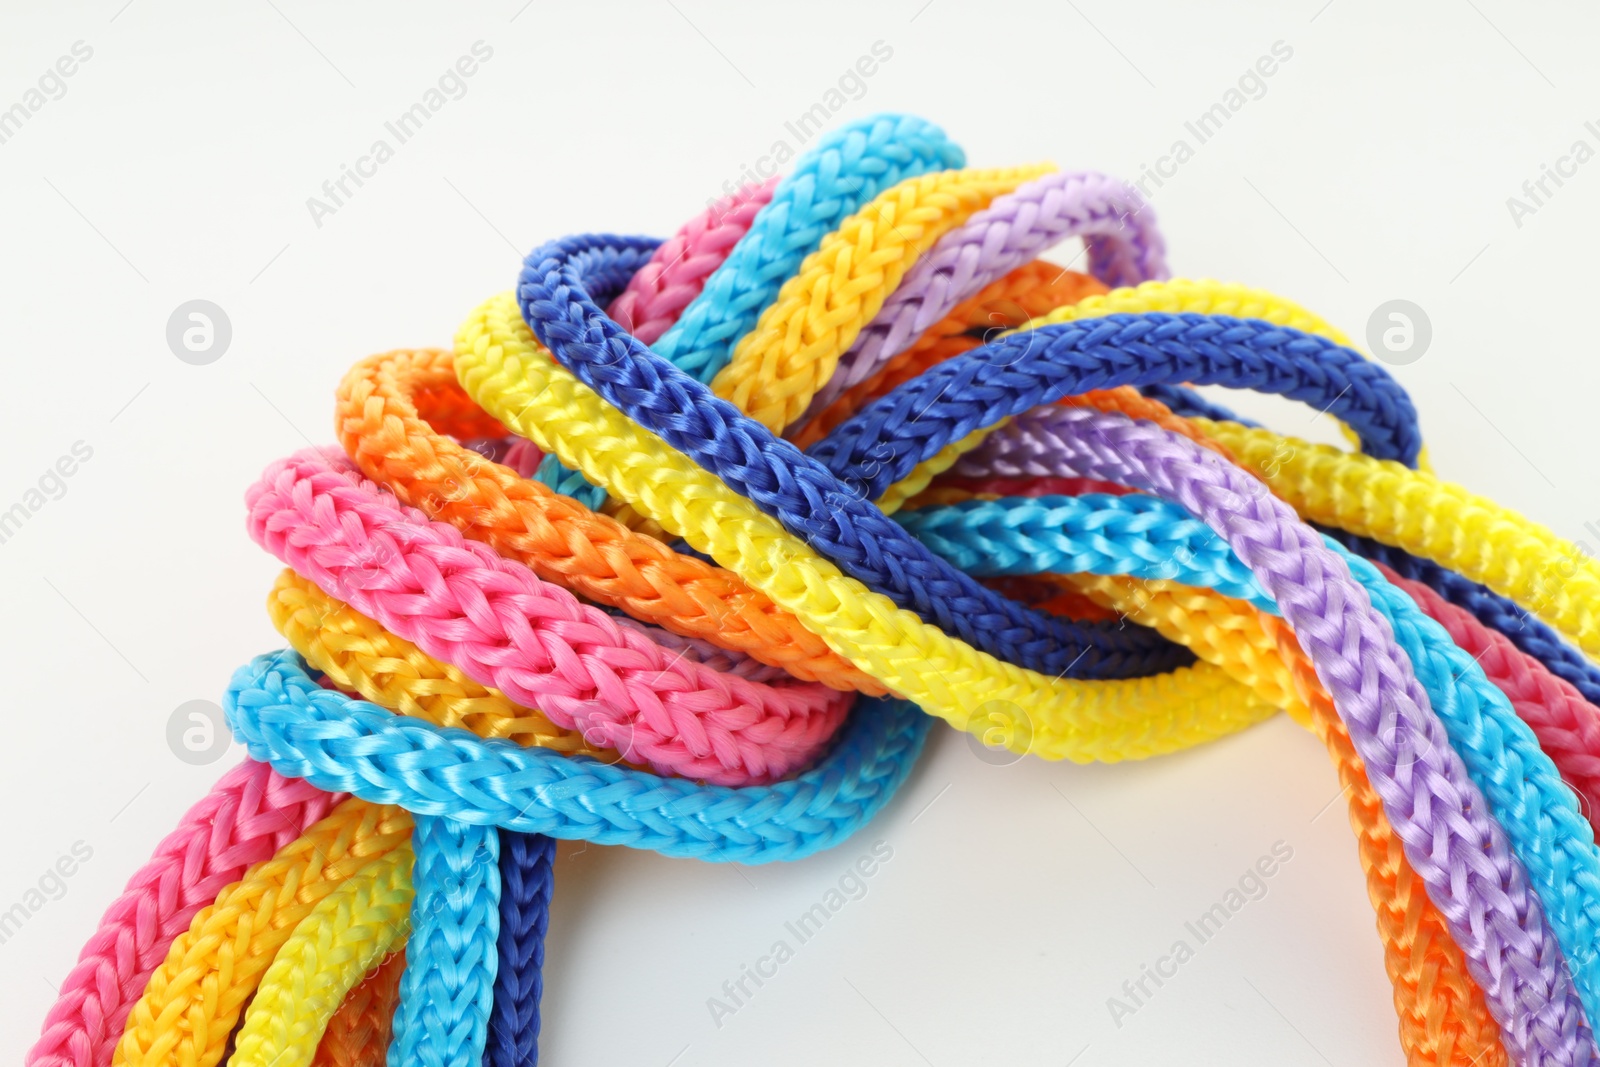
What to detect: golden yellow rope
<box><xmin>112</xmin><ymin>799</ymin><xmax>412</xmax><ymax>1067</ymax></box>
<box><xmin>267</xmin><ymin>569</ymin><xmax>621</xmax><ymax>758</ymax></box>
<box><xmin>709</xmin><ymin>165</ymin><xmax>1055</xmax><ymax>434</ymax></box>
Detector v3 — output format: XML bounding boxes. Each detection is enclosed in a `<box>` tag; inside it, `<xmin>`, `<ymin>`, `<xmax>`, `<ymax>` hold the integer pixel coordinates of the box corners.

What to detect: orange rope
<box><xmin>1063</xmin><ymin>573</ymin><xmax>1502</xmax><ymax>1065</ymax></box>
<box><xmin>790</xmin><ymin>262</ymin><xmax>1107</xmax><ymax>450</ymax></box>
<box><xmin>822</xmin><ymin>278</ymin><xmax>1505</xmax><ymax>1067</ymax></box>
<box><xmin>335</xmin><ymin>348</ymin><xmax>885</xmax><ymax>695</ymax></box>
<box><xmin>981</xmin><ymin>574</ymin><xmax>1119</xmax><ymax>622</ymax></box>
<box><xmin>309</xmin><ymin>952</ymin><xmax>405</xmax><ymax>1067</ymax></box>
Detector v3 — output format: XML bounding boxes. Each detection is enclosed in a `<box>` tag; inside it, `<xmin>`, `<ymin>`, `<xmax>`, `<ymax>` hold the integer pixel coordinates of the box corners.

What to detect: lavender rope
<box><xmin>800</xmin><ymin>170</ymin><xmax>1166</xmax><ymax>421</ymax></box>
<box><xmin>1008</xmin><ymin>405</ymin><xmax>1587</xmax><ymax>1066</ymax></box>
<box><xmin>950</xmin><ymin>404</ymin><xmax>1126</xmax><ymax>479</ymax></box>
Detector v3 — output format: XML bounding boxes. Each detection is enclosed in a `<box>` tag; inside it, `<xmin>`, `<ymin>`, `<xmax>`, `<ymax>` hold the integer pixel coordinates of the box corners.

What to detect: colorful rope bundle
<box><xmin>31</xmin><ymin>112</ymin><xmax>1600</xmax><ymax>1067</ymax></box>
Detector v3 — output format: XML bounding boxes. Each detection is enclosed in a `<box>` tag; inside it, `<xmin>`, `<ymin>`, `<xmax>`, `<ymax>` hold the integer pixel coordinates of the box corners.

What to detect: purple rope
<box><xmin>950</xmin><ymin>404</ymin><xmax>1119</xmax><ymax>479</ymax></box>
<box><xmin>1023</xmin><ymin>405</ymin><xmax>1585</xmax><ymax>1066</ymax></box>
<box><xmin>800</xmin><ymin>170</ymin><xmax>1166</xmax><ymax>421</ymax></box>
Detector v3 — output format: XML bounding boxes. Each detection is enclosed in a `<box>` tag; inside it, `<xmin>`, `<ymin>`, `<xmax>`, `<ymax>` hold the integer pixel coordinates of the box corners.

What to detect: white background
<box><xmin>3</xmin><ymin>1</ymin><xmax>1598</xmax><ymax>1064</ymax></box>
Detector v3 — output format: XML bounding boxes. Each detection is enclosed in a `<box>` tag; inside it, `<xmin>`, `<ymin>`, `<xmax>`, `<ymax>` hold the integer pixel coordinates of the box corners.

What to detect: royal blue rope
<box><xmin>1142</xmin><ymin>383</ymin><xmax>1258</xmax><ymax>426</ymax></box>
<box><xmin>515</xmin><ymin>234</ymin><xmax>1193</xmax><ymax>682</ymax></box>
<box><xmin>484</xmin><ymin>831</ymin><xmax>555</xmax><ymax>1067</ymax></box>
<box><xmin>534</xmin><ymin>113</ymin><xmax>963</xmax><ymax>503</ymax></box>
<box><xmin>807</xmin><ymin>315</ymin><xmax>1423</xmax><ymax>500</ymax></box>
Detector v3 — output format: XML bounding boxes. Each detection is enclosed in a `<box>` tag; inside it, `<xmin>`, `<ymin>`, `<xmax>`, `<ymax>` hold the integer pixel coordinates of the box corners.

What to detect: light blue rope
<box><xmin>894</xmin><ymin>492</ymin><xmax>1273</xmax><ymax>610</ymax></box>
<box><xmin>533</xmin><ymin>453</ymin><xmax>607</xmax><ymax>511</ymax></box>
<box><xmin>387</xmin><ymin>814</ymin><xmax>499</xmax><ymax>1067</ymax></box>
<box><xmin>655</xmin><ymin>113</ymin><xmax>963</xmax><ymax>384</ymax></box>
<box><xmin>224</xmin><ymin>651</ymin><xmax>928</xmax><ymax>864</ymax></box>
<box><xmin>895</xmin><ymin>489</ymin><xmax>1600</xmax><ymax>1014</ymax></box>
<box><xmin>535</xmin><ymin>112</ymin><xmax>963</xmax><ymax>501</ymax></box>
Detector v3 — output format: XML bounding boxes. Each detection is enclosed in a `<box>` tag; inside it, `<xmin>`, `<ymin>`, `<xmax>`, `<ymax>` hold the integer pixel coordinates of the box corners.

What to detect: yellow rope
<box><xmin>228</xmin><ymin>848</ymin><xmax>414</xmax><ymax>1067</ymax></box>
<box><xmin>112</xmin><ymin>799</ymin><xmax>413</xmax><ymax>1067</ymax></box>
<box><xmin>1196</xmin><ymin>418</ymin><xmax>1600</xmax><ymax>657</ymax></box>
<box><xmin>709</xmin><ymin>165</ymin><xmax>1054</xmax><ymax>434</ymax></box>
<box><xmin>454</xmin><ymin>291</ymin><xmax>1279</xmax><ymax>763</ymax></box>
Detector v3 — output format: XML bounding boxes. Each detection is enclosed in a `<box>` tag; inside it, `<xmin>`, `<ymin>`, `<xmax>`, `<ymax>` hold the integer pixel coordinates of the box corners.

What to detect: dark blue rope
<box><xmin>515</xmin><ymin>234</ymin><xmax>1192</xmax><ymax>682</ymax></box>
<box><xmin>1326</xmin><ymin>526</ymin><xmax>1600</xmax><ymax>707</ymax></box>
<box><xmin>808</xmin><ymin>315</ymin><xmax>1422</xmax><ymax>500</ymax></box>
<box><xmin>484</xmin><ymin>831</ymin><xmax>555</xmax><ymax>1067</ymax></box>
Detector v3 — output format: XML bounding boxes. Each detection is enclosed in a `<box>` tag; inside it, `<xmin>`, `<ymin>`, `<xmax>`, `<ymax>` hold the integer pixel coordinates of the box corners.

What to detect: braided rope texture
<box><xmin>987</xmin><ymin>406</ymin><xmax>1596</xmax><ymax>1060</ymax></box>
<box><xmin>606</xmin><ymin>177</ymin><xmax>777</xmax><ymax>344</ymax></box>
<box><xmin>652</xmin><ymin>113</ymin><xmax>965</xmax><ymax>382</ymax></box>
<box><xmin>1064</xmin><ymin>573</ymin><xmax>1503</xmax><ymax>1065</ymax></box>
<box><xmin>226</xmin><ymin>650</ymin><xmax>929</xmax><ymax>863</ymax></box>
<box><xmin>1197</xmin><ymin>418</ymin><xmax>1600</xmax><ymax>659</ymax></box>
<box><xmin>39</xmin><ymin>111</ymin><xmax>1600</xmax><ymax>1067</ymax></box>
<box><xmin>1329</xmin><ymin>528</ymin><xmax>1600</xmax><ymax>709</ymax></box>
<box><xmin>247</xmin><ymin>447</ymin><xmax>851</xmax><ymax>785</ymax></box>
<box><xmin>511</xmin><ymin>236</ymin><xmax>1193</xmax><ymax>681</ymax></box>
<box><xmin>892</xmin><ymin>491</ymin><xmax>1272</xmax><ymax>608</ymax></box>
<box><xmin>918</xmin><ymin>392</ymin><xmax>1600</xmax><ymax>1022</ymax></box>
<box><xmin>308</xmin><ymin>952</ymin><xmax>404</xmax><ymax>1067</ymax></box>
<box><xmin>807</xmin><ymin>168</ymin><xmax>1168</xmax><ymax>417</ymax></box>
<box><xmin>111</xmin><ymin>799</ymin><xmax>413</xmax><ymax>1067</ymax></box>
<box><xmin>485</xmin><ymin>832</ymin><xmax>555</xmax><ymax>1067</ymax></box>
<box><xmin>28</xmin><ymin>762</ymin><xmax>345</xmax><ymax>1067</ymax></box>
<box><xmin>387</xmin><ymin>815</ymin><xmax>499</xmax><ymax>1067</ymax></box>
<box><xmin>810</xmin><ymin>312</ymin><xmax>1424</xmax><ymax>499</ymax></box>
<box><xmin>790</xmin><ymin>261</ymin><xmax>1110</xmax><ymax>450</ymax></box>
<box><xmin>457</xmin><ymin>289</ymin><xmax>1283</xmax><ymax>760</ymax></box>
<box><xmin>708</xmin><ymin>164</ymin><xmax>1056</xmax><ymax>432</ymax></box>
<box><xmin>335</xmin><ymin>347</ymin><xmax>883</xmax><ymax>693</ymax></box>
<box><xmin>887</xmin><ymin>483</ymin><xmax>1600</xmax><ymax>1025</ymax></box>
<box><xmin>541</xmin><ymin>160</ymin><xmax>1048</xmax><ymax>522</ymax></box>
<box><xmin>229</xmin><ymin>848</ymin><xmax>413</xmax><ymax>1067</ymax></box>
<box><xmin>834</xmin><ymin>333</ymin><xmax>1600</xmax><ymax>1060</ymax></box>
<box><xmin>921</xmin><ymin>486</ymin><xmax>1600</xmax><ymax>1067</ymax></box>
<box><xmin>268</xmin><ymin>568</ymin><xmax>614</xmax><ymax>756</ymax></box>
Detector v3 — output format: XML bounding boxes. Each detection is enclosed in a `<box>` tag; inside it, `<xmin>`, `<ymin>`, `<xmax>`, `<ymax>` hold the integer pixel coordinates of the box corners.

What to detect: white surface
<box><xmin>2</xmin><ymin>1</ymin><xmax>1597</xmax><ymax>1063</ymax></box>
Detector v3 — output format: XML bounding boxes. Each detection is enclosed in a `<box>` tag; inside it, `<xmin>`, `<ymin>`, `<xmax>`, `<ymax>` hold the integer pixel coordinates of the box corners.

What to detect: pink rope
<box><xmin>27</xmin><ymin>761</ymin><xmax>344</xmax><ymax>1067</ymax></box>
<box><xmin>246</xmin><ymin>447</ymin><xmax>851</xmax><ymax>785</ymax></box>
<box><xmin>605</xmin><ymin>179</ymin><xmax>778</xmax><ymax>343</ymax></box>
